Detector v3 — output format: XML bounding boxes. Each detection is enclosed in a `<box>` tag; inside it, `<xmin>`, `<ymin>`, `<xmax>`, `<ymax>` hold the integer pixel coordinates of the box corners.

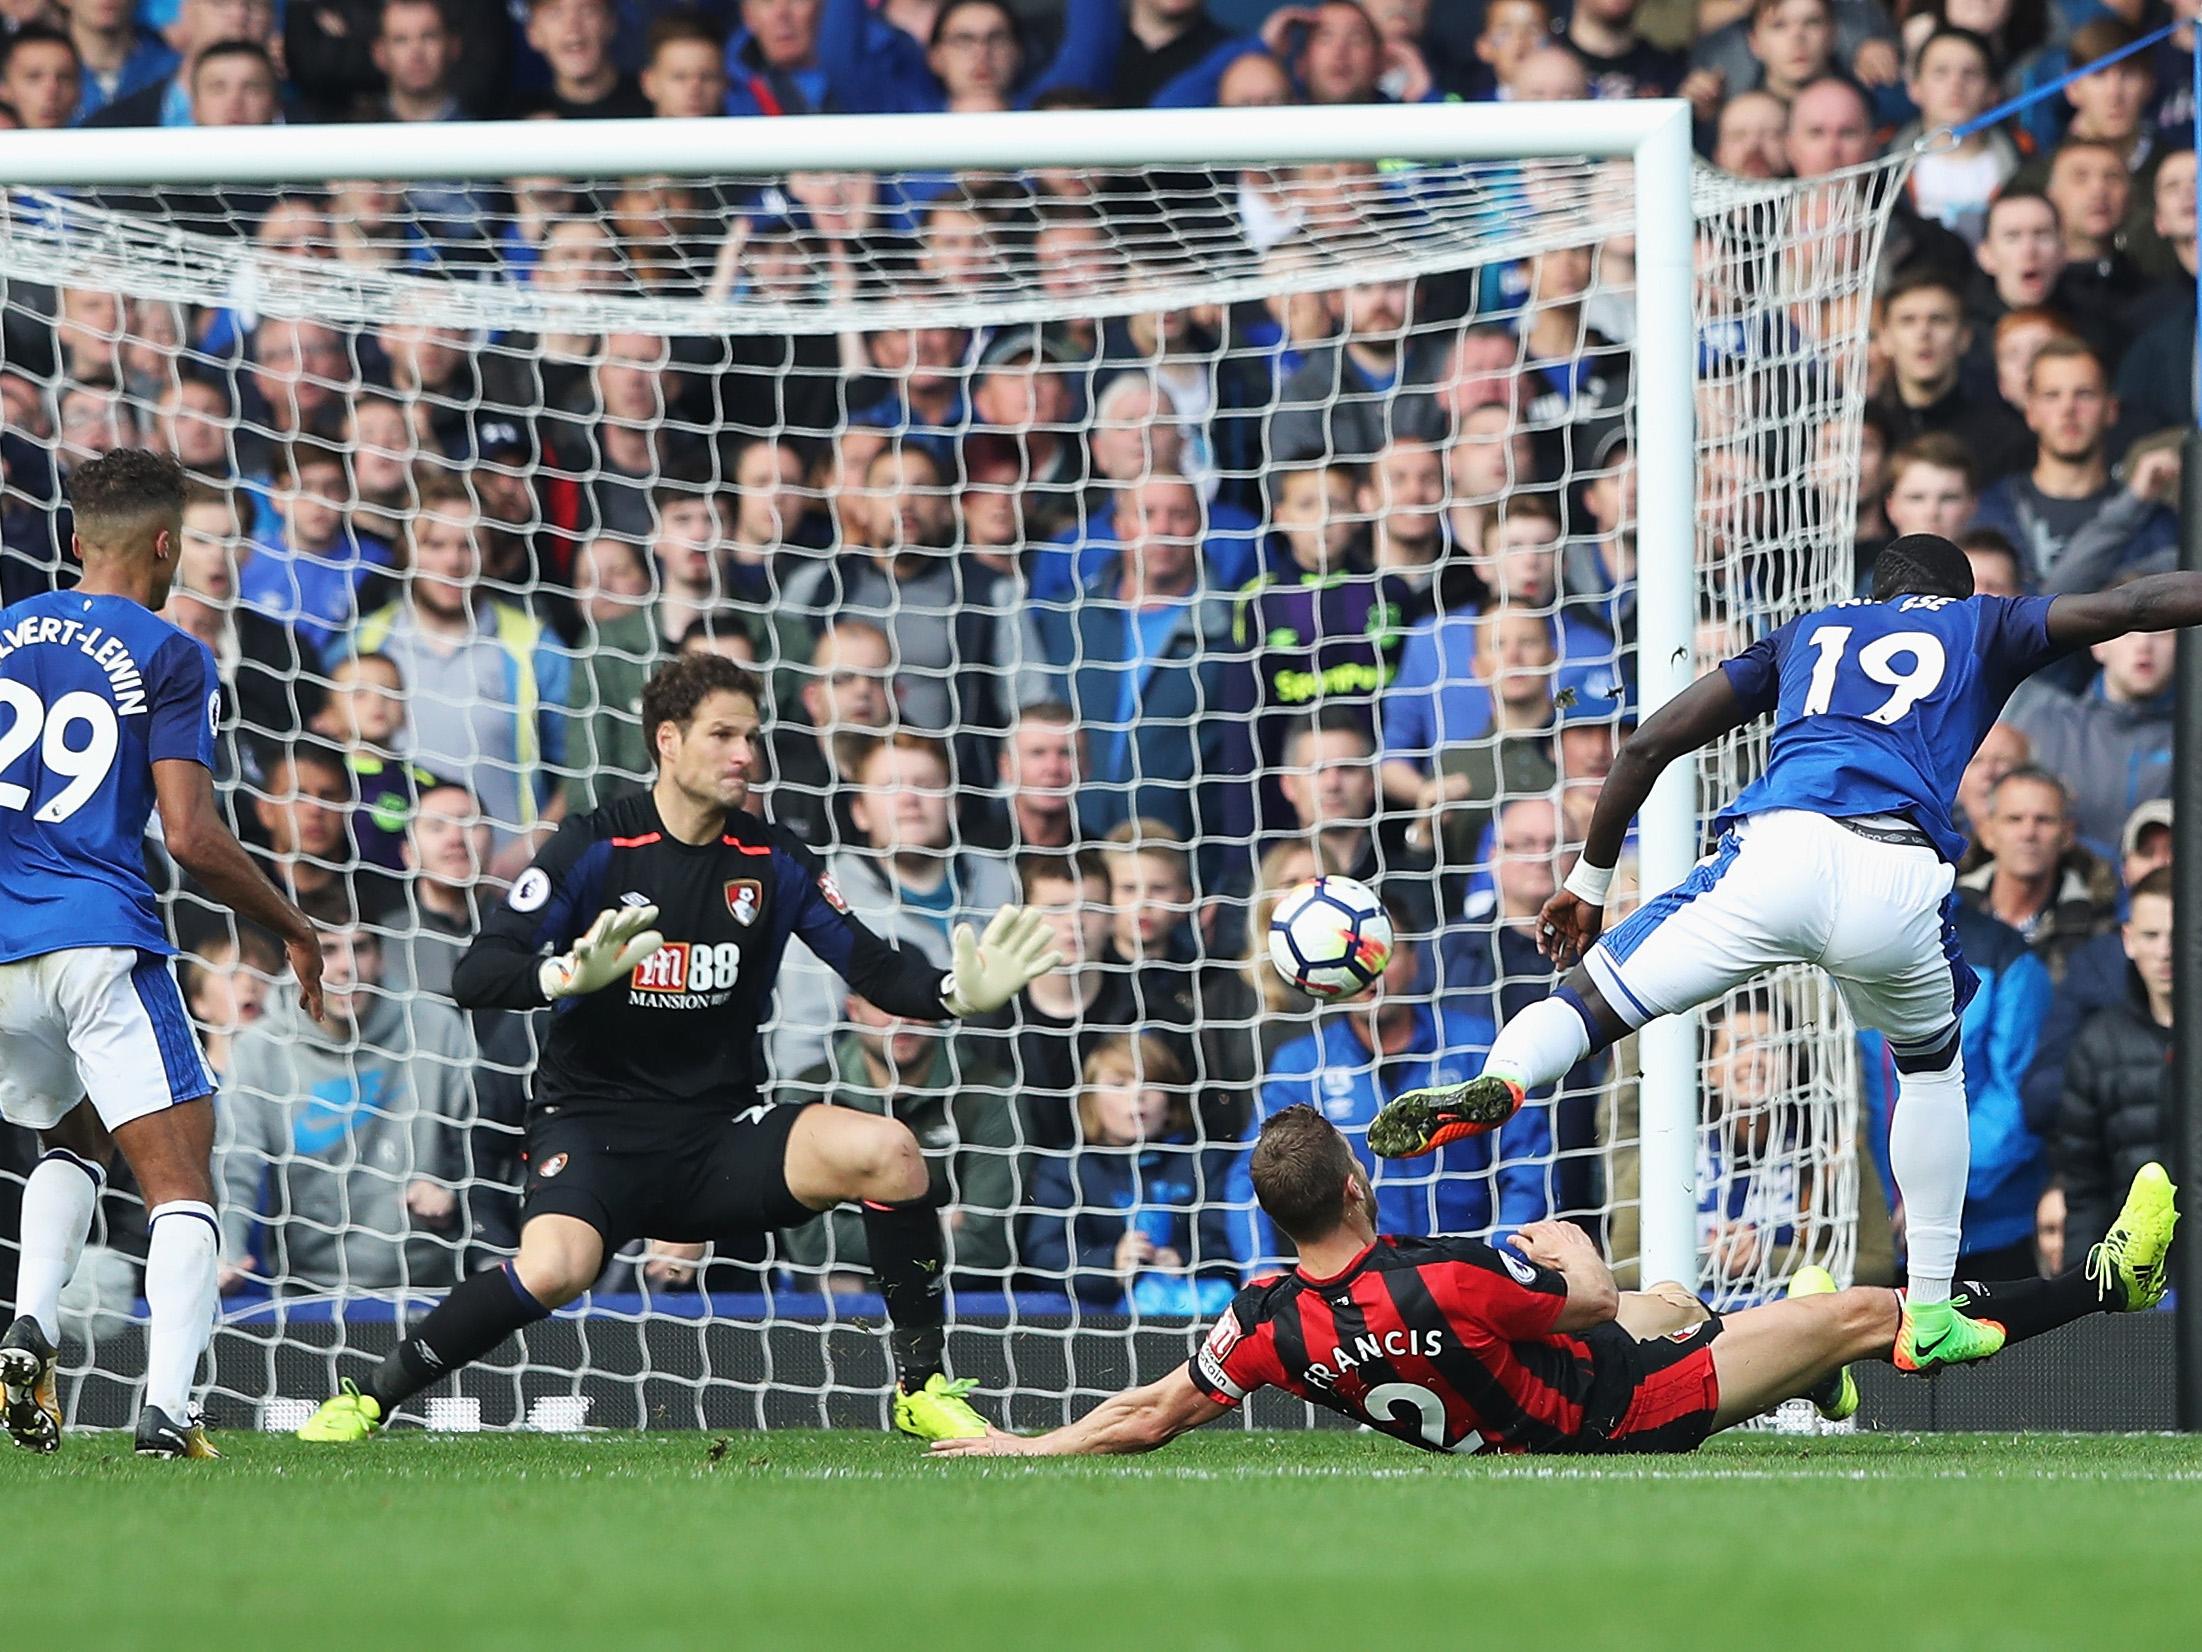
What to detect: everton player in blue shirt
<box><xmin>1367</xmin><ymin>534</ymin><xmax>2201</xmax><ymax>1370</ymax></box>
<box><xmin>0</xmin><ymin>451</ymin><xmax>324</xmax><ymax>1459</ymax></box>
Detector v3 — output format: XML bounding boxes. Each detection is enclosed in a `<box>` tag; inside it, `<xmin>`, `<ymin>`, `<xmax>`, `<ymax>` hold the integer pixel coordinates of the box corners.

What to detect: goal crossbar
<box><xmin>0</xmin><ymin>102</ymin><xmax>1694</xmax><ymax>184</ymax></box>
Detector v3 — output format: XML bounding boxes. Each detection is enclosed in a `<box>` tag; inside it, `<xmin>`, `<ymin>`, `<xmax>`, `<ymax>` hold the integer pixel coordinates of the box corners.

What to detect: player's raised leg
<box><xmin>1373</xmin><ymin>816</ymin><xmax>1807</xmax><ymax>1160</ymax></box>
<box><xmin>1366</xmin><ymin>981</ymin><xmax>1607</xmax><ymax>1157</ymax></box>
<box><xmin>2</xmin><ymin>1105</ymin><xmax>112</xmax><ymax>1453</ymax></box>
<box><xmin>783</xmin><ymin>1104</ymin><xmax>986</xmax><ymax>1441</ymax></box>
<box><xmin>300</xmin><ymin>1216</ymin><xmax>600</xmax><ymax>1442</ymax></box>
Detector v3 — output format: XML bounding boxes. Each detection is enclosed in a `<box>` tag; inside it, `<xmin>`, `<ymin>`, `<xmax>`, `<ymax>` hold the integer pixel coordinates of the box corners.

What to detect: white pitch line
<box><xmin>736</xmin><ymin>1461</ymin><xmax>2202</xmax><ymax>1485</ymax></box>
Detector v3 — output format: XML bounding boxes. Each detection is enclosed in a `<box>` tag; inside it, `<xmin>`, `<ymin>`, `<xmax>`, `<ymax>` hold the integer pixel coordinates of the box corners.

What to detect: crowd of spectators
<box><xmin>0</xmin><ymin>0</ymin><xmax>2191</xmax><ymax>1326</ymax></box>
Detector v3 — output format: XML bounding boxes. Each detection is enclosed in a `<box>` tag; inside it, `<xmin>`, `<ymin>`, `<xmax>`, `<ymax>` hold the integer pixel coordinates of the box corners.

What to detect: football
<box><xmin>1267</xmin><ymin>875</ymin><xmax>1394</xmax><ymax>1001</ymax></box>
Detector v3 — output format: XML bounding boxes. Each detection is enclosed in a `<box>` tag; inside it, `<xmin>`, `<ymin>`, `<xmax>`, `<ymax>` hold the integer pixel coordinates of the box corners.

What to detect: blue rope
<box><xmin>1946</xmin><ymin>19</ymin><xmax>2180</xmax><ymax>140</ymax></box>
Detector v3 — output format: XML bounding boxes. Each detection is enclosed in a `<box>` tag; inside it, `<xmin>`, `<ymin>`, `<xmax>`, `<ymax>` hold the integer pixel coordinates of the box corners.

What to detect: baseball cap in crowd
<box><xmin>1589</xmin><ymin>424</ymin><xmax>1632</xmax><ymax>470</ymax></box>
<box><xmin>467</xmin><ymin>416</ymin><xmax>533</xmax><ymax>463</ymax></box>
<box><xmin>2121</xmin><ymin>799</ymin><xmax>2174</xmax><ymax>864</ymax></box>
<box><xmin>977</xmin><ymin>328</ymin><xmax>1075</xmax><ymax>372</ymax></box>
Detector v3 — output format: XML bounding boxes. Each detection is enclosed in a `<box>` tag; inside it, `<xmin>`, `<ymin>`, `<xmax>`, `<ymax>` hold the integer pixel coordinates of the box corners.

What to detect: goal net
<box><xmin>0</xmin><ymin>112</ymin><xmax>1902</xmax><ymax>1432</ymax></box>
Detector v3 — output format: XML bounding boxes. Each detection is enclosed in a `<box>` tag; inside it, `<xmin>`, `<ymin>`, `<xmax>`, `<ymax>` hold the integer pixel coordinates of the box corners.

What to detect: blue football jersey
<box><xmin>1717</xmin><ymin>593</ymin><xmax>2069</xmax><ymax>863</ymax></box>
<box><xmin>0</xmin><ymin>591</ymin><xmax>219</xmax><ymax>963</ymax></box>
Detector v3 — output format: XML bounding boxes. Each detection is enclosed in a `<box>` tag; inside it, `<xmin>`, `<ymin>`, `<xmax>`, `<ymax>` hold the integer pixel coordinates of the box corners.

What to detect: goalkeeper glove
<box><xmin>539</xmin><ymin>904</ymin><xmax>664</xmax><ymax>1002</ymax></box>
<box><xmin>940</xmin><ymin>904</ymin><xmax>1064</xmax><ymax>1018</ymax></box>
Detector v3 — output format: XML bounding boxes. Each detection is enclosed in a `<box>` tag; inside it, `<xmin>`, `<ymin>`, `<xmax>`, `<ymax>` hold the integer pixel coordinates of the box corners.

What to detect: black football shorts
<box><xmin>519</xmin><ymin>1100</ymin><xmax>816</xmax><ymax>1248</ymax></box>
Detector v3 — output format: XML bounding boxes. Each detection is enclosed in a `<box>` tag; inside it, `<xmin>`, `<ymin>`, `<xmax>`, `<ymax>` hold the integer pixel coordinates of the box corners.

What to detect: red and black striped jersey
<box><xmin>1186</xmin><ymin>1233</ymin><xmax>1628</xmax><ymax>1455</ymax></box>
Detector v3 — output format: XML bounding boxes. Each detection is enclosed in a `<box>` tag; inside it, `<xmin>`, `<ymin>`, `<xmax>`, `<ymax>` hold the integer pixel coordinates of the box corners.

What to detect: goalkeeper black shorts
<box><xmin>519</xmin><ymin>1099</ymin><xmax>815</xmax><ymax>1248</ymax></box>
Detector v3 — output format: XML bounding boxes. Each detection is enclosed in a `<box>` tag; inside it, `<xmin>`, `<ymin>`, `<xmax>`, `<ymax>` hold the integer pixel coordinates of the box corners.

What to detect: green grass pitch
<box><xmin>10</xmin><ymin>1429</ymin><xmax>2200</xmax><ymax>1651</ymax></box>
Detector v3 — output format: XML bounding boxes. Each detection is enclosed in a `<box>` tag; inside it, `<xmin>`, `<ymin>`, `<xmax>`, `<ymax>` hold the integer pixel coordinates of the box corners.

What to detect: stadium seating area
<box><xmin>0</xmin><ymin>0</ymin><xmax>2190</xmax><ymax>1329</ymax></box>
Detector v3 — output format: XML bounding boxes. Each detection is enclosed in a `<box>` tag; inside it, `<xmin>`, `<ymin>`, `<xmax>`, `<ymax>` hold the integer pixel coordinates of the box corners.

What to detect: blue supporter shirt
<box><xmin>1029</xmin><ymin>504</ymin><xmax>1262</xmax><ymax>607</ymax></box>
<box><xmin>1086</xmin><ymin>600</ymin><xmax>1195</xmax><ymax>786</ymax></box>
<box><xmin>71</xmin><ymin>32</ymin><xmax>179</xmax><ymax>124</ymax></box>
<box><xmin>1718</xmin><ymin>593</ymin><xmax>2070</xmax><ymax>863</ymax></box>
<box><xmin>0</xmin><ymin>592</ymin><xmax>218</xmax><ymax>963</ymax></box>
<box><xmin>238</xmin><ymin>526</ymin><xmax>396</xmax><ymax>654</ymax></box>
<box><xmin>1379</xmin><ymin>604</ymin><xmax>1620</xmax><ymax>763</ymax></box>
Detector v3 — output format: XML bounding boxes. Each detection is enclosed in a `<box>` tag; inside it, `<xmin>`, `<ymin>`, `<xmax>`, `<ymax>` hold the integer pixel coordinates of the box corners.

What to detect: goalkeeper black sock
<box><xmin>368</xmin><ymin>1263</ymin><xmax>552</xmax><ymax>1415</ymax></box>
<box><xmin>1954</xmin><ymin>1268</ymin><xmax>2103</xmax><ymax>1346</ymax></box>
<box><xmin>862</xmin><ymin>1198</ymin><xmax>948</xmax><ymax>1388</ymax></box>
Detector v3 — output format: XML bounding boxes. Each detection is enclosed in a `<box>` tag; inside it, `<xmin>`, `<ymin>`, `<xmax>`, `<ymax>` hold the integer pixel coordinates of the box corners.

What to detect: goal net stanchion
<box><xmin>0</xmin><ymin>105</ymin><xmax>1901</xmax><ymax>1430</ymax></box>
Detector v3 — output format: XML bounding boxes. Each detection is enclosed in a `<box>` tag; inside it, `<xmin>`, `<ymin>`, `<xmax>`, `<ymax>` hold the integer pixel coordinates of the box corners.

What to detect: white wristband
<box><xmin>1563</xmin><ymin>860</ymin><xmax>1614</xmax><ymax>908</ymax></box>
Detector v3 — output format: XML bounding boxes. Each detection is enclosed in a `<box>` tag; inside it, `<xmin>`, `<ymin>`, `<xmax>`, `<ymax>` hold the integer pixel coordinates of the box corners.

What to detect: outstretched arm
<box><xmin>1537</xmin><ymin>669</ymin><xmax>1756</xmax><ymax>967</ymax></box>
<box><xmin>777</xmin><ymin>834</ymin><xmax>1058</xmax><ymax>1021</ymax></box>
<box><xmin>929</xmin><ymin>1371</ymin><xmax>1227</xmax><ymax>1458</ymax></box>
<box><xmin>2046</xmin><ymin>572</ymin><xmax>2202</xmax><ymax>650</ymax></box>
<box><xmin>1578</xmin><ymin>669</ymin><xmax>1753</xmax><ymax>873</ymax></box>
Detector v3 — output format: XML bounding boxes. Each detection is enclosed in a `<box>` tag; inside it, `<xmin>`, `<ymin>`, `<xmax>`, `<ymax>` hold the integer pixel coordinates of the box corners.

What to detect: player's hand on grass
<box><xmin>1535</xmin><ymin>889</ymin><xmax>1602</xmax><ymax>968</ymax></box>
<box><xmin>286</xmin><ymin>929</ymin><xmax>327</xmax><ymax>1025</ymax></box>
<box><xmin>941</xmin><ymin>905</ymin><xmax>1064</xmax><ymax>1017</ymax></box>
<box><xmin>929</xmin><ymin>1424</ymin><xmax>1038</xmax><ymax>1456</ymax></box>
<box><xmin>539</xmin><ymin>904</ymin><xmax>664</xmax><ymax>1001</ymax></box>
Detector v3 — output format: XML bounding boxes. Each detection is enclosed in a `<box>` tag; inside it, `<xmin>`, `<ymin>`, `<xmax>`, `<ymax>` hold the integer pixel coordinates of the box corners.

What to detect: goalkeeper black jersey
<box><xmin>452</xmin><ymin>792</ymin><xmax>948</xmax><ymax>1117</ymax></box>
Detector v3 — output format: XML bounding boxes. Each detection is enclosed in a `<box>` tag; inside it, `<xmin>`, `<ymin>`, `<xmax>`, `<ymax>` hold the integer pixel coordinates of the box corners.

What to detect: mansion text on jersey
<box><xmin>0</xmin><ymin>618</ymin><xmax>148</xmax><ymax>714</ymax></box>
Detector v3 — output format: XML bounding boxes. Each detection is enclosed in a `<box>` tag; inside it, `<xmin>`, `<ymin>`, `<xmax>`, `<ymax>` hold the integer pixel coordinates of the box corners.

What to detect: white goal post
<box><xmin>0</xmin><ymin>100</ymin><xmax>1898</xmax><ymax>1426</ymax></box>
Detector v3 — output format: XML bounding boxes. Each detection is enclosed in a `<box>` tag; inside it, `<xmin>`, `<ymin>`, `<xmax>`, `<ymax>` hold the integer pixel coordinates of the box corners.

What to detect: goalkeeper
<box><xmin>298</xmin><ymin>655</ymin><xmax>1060</xmax><ymax>1444</ymax></box>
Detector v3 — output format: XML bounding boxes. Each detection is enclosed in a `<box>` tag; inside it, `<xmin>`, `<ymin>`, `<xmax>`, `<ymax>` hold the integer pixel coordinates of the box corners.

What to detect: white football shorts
<box><xmin>1583</xmin><ymin>809</ymin><xmax>1972</xmax><ymax>1052</ymax></box>
<box><xmin>0</xmin><ymin>946</ymin><xmax>215</xmax><ymax>1133</ymax></box>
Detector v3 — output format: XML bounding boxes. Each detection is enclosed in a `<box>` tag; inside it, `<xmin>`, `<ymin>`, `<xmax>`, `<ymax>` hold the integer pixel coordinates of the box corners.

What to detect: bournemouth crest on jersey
<box><xmin>724</xmin><ymin>879</ymin><xmax>762</xmax><ymax>926</ymax></box>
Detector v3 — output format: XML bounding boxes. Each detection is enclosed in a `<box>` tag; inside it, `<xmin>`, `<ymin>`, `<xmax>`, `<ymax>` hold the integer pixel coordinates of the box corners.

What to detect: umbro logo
<box><xmin>619</xmin><ymin>891</ymin><xmax>651</xmax><ymax>908</ymax></box>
